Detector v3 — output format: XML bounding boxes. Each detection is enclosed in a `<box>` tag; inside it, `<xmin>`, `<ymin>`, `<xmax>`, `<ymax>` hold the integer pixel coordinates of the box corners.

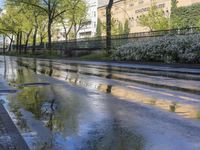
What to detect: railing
<box><xmin>12</xmin><ymin>26</ymin><xmax>200</xmax><ymax>53</ymax></box>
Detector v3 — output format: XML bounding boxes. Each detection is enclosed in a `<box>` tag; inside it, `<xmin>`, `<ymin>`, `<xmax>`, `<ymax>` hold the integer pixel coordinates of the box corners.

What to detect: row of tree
<box><xmin>138</xmin><ymin>0</ymin><xmax>200</xmax><ymax>31</ymax></box>
<box><xmin>96</xmin><ymin>18</ymin><xmax>130</xmax><ymax>37</ymax></box>
<box><xmin>0</xmin><ymin>0</ymin><xmax>87</xmax><ymax>54</ymax></box>
<box><xmin>2</xmin><ymin>0</ymin><xmax>198</xmax><ymax>55</ymax></box>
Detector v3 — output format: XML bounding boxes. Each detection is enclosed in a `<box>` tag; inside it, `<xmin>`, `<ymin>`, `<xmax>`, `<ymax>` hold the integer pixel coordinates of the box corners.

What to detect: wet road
<box><xmin>0</xmin><ymin>56</ymin><xmax>200</xmax><ymax>150</ymax></box>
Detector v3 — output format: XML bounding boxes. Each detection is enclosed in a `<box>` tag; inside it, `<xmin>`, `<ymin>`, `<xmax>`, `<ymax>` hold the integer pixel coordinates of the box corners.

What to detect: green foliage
<box><xmin>171</xmin><ymin>3</ymin><xmax>200</xmax><ymax>28</ymax></box>
<box><xmin>58</xmin><ymin>0</ymin><xmax>88</xmax><ymax>40</ymax></box>
<box><xmin>101</xmin><ymin>18</ymin><xmax>131</xmax><ymax>35</ymax></box>
<box><xmin>138</xmin><ymin>2</ymin><xmax>169</xmax><ymax>30</ymax></box>
<box><xmin>124</xmin><ymin>19</ymin><xmax>130</xmax><ymax>34</ymax></box>
<box><xmin>118</xmin><ymin>22</ymin><xmax>124</xmax><ymax>34</ymax></box>
<box><xmin>96</xmin><ymin>18</ymin><xmax>102</xmax><ymax>37</ymax></box>
<box><xmin>171</xmin><ymin>0</ymin><xmax>178</xmax><ymax>12</ymax></box>
<box><xmin>79</xmin><ymin>52</ymin><xmax>111</xmax><ymax>61</ymax></box>
<box><xmin>111</xmin><ymin>19</ymin><xmax>120</xmax><ymax>35</ymax></box>
<box><xmin>112</xmin><ymin>34</ymin><xmax>200</xmax><ymax>63</ymax></box>
<box><xmin>0</xmin><ymin>0</ymin><xmax>87</xmax><ymax>51</ymax></box>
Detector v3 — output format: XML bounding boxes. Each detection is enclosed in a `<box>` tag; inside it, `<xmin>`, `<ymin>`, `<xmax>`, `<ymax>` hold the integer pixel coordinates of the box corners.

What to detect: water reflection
<box><xmin>25</xmin><ymin>59</ymin><xmax>200</xmax><ymax>94</ymax></box>
<box><xmin>3</xmin><ymin>57</ymin><xmax>200</xmax><ymax>149</ymax></box>
<box><xmin>2</xmin><ymin>58</ymin><xmax>146</xmax><ymax>149</ymax></box>
<box><xmin>23</xmin><ymin>59</ymin><xmax>200</xmax><ymax>120</ymax></box>
<box><xmin>8</xmin><ymin>58</ymin><xmax>200</xmax><ymax>120</ymax></box>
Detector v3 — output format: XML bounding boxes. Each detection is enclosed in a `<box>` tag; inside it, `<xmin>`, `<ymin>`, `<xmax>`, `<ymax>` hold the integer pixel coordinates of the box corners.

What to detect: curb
<box><xmin>0</xmin><ymin>104</ymin><xmax>30</xmax><ymax>150</ymax></box>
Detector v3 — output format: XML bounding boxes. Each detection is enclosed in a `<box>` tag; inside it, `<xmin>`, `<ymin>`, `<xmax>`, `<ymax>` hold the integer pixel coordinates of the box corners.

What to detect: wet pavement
<box><xmin>0</xmin><ymin>69</ymin><xmax>29</xmax><ymax>149</ymax></box>
<box><xmin>0</xmin><ymin>56</ymin><xmax>200</xmax><ymax>150</ymax></box>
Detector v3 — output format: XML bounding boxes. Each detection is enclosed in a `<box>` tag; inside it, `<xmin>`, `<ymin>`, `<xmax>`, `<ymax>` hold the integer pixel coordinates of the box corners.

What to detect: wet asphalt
<box><xmin>0</xmin><ymin>56</ymin><xmax>200</xmax><ymax>150</ymax></box>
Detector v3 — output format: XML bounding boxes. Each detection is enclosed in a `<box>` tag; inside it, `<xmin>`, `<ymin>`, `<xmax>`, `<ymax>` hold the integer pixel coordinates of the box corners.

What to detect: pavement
<box><xmin>0</xmin><ymin>76</ymin><xmax>29</xmax><ymax>150</ymax></box>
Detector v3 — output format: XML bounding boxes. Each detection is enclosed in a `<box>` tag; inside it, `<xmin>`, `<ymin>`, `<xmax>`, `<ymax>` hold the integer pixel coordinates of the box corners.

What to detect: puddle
<box><xmin>3</xmin><ymin>84</ymin><xmax>144</xmax><ymax>150</ymax></box>
<box><xmin>1</xmin><ymin>57</ymin><xmax>200</xmax><ymax>150</ymax></box>
<box><xmin>18</xmin><ymin>60</ymin><xmax>200</xmax><ymax>95</ymax></box>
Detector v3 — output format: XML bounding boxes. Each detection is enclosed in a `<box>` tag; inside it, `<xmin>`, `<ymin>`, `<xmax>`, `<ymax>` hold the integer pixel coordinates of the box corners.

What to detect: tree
<box><xmin>118</xmin><ymin>22</ymin><xmax>124</xmax><ymax>35</ymax></box>
<box><xmin>2</xmin><ymin>4</ymin><xmax>27</xmax><ymax>54</ymax></box>
<box><xmin>124</xmin><ymin>19</ymin><xmax>130</xmax><ymax>34</ymax></box>
<box><xmin>138</xmin><ymin>1</ymin><xmax>169</xmax><ymax>31</ymax></box>
<box><xmin>54</xmin><ymin>0</ymin><xmax>87</xmax><ymax>41</ymax></box>
<box><xmin>171</xmin><ymin>0</ymin><xmax>178</xmax><ymax>12</ymax></box>
<box><xmin>96</xmin><ymin>18</ymin><xmax>102</xmax><ymax>37</ymax></box>
<box><xmin>57</xmin><ymin>0</ymin><xmax>87</xmax><ymax>56</ymax></box>
<box><xmin>171</xmin><ymin>2</ymin><xmax>200</xmax><ymax>28</ymax></box>
<box><xmin>101</xmin><ymin>18</ymin><xmax>125</xmax><ymax>35</ymax></box>
<box><xmin>37</xmin><ymin>15</ymin><xmax>48</xmax><ymax>45</ymax></box>
<box><xmin>8</xmin><ymin>0</ymin><xmax>67</xmax><ymax>53</ymax></box>
<box><xmin>70</xmin><ymin>0</ymin><xmax>87</xmax><ymax>39</ymax></box>
<box><xmin>0</xmin><ymin>12</ymin><xmax>16</xmax><ymax>52</ymax></box>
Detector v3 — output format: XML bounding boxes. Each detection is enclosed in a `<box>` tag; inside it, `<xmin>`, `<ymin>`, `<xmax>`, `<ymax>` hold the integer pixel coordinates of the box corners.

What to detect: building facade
<box><xmin>97</xmin><ymin>0</ymin><xmax>200</xmax><ymax>34</ymax></box>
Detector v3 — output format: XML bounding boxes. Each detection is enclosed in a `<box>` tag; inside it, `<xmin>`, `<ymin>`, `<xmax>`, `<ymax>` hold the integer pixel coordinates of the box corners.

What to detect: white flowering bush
<box><xmin>112</xmin><ymin>34</ymin><xmax>200</xmax><ymax>63</ymax></box>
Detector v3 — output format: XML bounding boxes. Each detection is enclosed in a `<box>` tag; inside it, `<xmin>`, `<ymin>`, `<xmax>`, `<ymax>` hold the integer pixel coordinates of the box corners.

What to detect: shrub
<box><xmin>112</xmin><ymin>34</ymin><xmax>200</xmax><ymax>63</ymax></box>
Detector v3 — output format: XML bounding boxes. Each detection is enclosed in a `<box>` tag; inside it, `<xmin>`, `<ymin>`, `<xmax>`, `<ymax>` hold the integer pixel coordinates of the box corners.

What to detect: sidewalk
<box><xmin>0</xmin><ymin>77</ymin><xmax>29</xmax><ymax>150</ymax></box>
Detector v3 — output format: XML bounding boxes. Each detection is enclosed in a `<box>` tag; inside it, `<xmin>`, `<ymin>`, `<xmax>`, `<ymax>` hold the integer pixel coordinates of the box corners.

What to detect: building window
<box><xmin>79</xmin><ymin>31</ymin><xmax>92</xmax><ymax>38</ymax></box>
<box><xmin>138</xmin><ymin>0</ymin><xmax>144</xmax><ymax>4</ymax></box>
<box><xmin>129</xmin><ymin>3</ymin><xmax>134</xmax><ymax>7</ymax></box>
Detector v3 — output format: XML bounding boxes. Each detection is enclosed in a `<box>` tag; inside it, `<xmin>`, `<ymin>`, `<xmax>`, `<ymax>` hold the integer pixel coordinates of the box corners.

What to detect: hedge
<box><xmin>112</xmin><ymin>34</ymin><xmax>200</xmax><ymax>63</ymax></box>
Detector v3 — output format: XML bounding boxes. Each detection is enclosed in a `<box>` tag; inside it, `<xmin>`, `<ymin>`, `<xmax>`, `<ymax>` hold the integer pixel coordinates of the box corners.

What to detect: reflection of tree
<box><xmin>33</xmin><ymin>58</ymin><xmax>37</xmax><ymax>73</ymax></box>
<box><xmin>170</xmin><ymin>102</ymin><xmax>177</xmax><ymax>112</ymax></box>
<box><xmin>106</xmin><ymin>65</ymin><xmax>113</xmax><ymax>93</ymax></box>
<box><xmin>150</xmin><ymin>99</ymin><xmax>156</xmax><ymax>105</ymax></box>
<box><xmin>197</xmin><ymin>112</ymin><xmax>200</xmax><ymax>120</ymax></box>
<box><xmin>3</xmin><ymin>56</ymin><xmax>7</xmax><ymax>79</ymax></box>
<box><xmin>106</xmin><ymin>85</ymin><xmax>112</xmax><ymax>93</ymax></box>
<box><xmin>48</xmin><ymin>60</ymin><xmax>53</xmax><ymax>77</ymax></box>
<box><xmin>9</xmin><ymin>58</ymin><xmax>40</xmax><ymax>86</ymax></box>
<box><xmin>17</xmin><ymin>87</ymin><xmax>44</xmax><ymax>118</ymax></box>
<box><xmin>8</xmin><ymin>58</ymin><xmax>81</xmax><ymax>148</ymax></box>
<box><xmin>46</xmin><ymin>86</ymin><xmax>56</xmax><ymax>131</ymax></box>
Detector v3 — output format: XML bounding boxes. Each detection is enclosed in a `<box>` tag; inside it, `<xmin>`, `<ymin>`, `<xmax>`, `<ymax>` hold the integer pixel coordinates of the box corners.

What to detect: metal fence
<box><xmin>13</xmin><ymin>27</ymin><xmax>200</xmax><ymax>53</ymax></box>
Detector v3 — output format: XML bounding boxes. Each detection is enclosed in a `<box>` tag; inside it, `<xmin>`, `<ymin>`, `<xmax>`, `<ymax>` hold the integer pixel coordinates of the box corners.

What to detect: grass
<box><xmin>1</xmin><ymin>51</ymin><xmax>112</xmax><ymax>61</ymax></box>
<box><xmin>78</xmin><ymin>52</ymin><xmax>111</xmax><ymax>61</ymax></box>
<box><xmin>2</xmin><ymin>50</ymin><xmax>61</xmax><ymax>59</ymax></box>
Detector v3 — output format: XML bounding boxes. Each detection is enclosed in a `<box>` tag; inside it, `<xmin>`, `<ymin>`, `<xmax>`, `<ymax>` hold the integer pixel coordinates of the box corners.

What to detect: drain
<box><xmin>0</xmin><ymin>90</ymin><xmax>18</xmax><ymax>94</ymax></box>
<box><xmin>18</xmin><ymin>82</ymin><xmax>51</xmax><ymax>87</ymax></box>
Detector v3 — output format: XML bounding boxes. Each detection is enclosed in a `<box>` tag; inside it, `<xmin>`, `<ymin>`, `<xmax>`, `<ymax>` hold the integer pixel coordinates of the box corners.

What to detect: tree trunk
<box><xmin>19</xmin><ymin>31</ymin><xmax>22</xmax><ymax>54</ymax></box>
<box><xmin>8</xmin><ymin>35</ymin><xmax>13</xmax><ymax>52</ymax></box>
<box><xmin>73</xmin><ymin>23</ymin><xmax>77</xmax><ymax>40</ymax></box>
<box><xmin>40</xmin><ymin>35</ymin><xmax>44</xmax><ymax>45</ymax></box>
<box><xmin>3</xmin><ymin>35</ymin><xmax>5</xmax><ymax>54</ymax></box>
<box><xmin>48</xmin><ymin>20</ymin><xmax>52</xmax><ymax>54</ymax></box>
<box><xmin>106</xmin><ymin>0</ymin><xmax>113</xmax><ymax>54</ymax></box>
<box><xmin>32</xmin><ymin>27</ymin><xmax>38</xmax><ymax>54</ymax></box>
<box><xmin>16</xmin><ymin>32</ymin><xmax>20</xmax><ymax>53</ymax></box>
<box><xmin>25</xmin><ymin>29</ymin><xmax>32</xmax><ymax>54</ymax></box>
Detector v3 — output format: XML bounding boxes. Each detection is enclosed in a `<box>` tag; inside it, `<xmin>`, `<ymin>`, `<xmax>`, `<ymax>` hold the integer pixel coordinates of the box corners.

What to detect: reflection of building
<box><xmin>98</xmin><ymin>0</ymin><xmax>200</xmax><ymax>34</ymax></box>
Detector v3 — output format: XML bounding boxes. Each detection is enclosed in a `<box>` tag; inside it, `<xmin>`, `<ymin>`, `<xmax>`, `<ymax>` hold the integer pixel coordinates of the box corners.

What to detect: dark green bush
<box><xmin>112</xmin><ymin>34</ymin><xmax>200</xmax><ymax>63</ymax></box>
